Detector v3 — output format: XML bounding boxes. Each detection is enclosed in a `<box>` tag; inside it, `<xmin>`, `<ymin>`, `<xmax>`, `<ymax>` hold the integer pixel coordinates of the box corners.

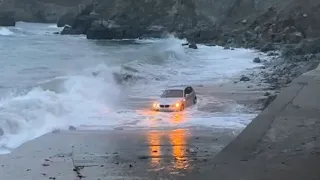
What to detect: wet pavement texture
<box><xmin>0</xmin><ymin>128</ymin><xmax>241</xmax><ymax>180</ymax></box>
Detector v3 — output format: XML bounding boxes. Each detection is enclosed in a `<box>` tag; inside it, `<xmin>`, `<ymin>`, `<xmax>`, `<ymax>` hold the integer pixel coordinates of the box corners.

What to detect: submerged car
<box><xmin>152</xmin><ymin>85</ymin><xmax>197</xmax><ymax>112</ymax></box>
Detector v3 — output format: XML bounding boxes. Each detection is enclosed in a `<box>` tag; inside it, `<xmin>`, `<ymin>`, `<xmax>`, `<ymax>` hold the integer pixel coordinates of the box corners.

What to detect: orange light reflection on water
<box><xmin>146</xmin><ymin>111</ymin><xmax>190</xmax><ymax>170</ymax></box>
<box><xmin>169</xmin><ymin>128</ymin><xmax>189</xmax><ymax>170</ymax></box>
<box><xmin>147</xmin><ymin>130</ymin><xmax>162</xmax><ymax>166</ymax></box>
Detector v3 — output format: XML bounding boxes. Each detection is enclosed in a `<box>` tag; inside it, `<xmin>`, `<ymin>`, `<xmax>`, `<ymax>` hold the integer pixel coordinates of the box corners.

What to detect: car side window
<box><xmin>189</xmin><ymin>87</ymin><xmax>194</xmax><ymax>93</ymax></box>
<box><xmin>185</xmin><ymin>87</ymin><xmax>192</xmax><ymax>96</ymax></box>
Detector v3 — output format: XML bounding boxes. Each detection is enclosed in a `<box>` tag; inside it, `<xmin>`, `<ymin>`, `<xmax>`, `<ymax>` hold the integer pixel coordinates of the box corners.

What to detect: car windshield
<box><xmin>161</xmin><ymin>89</ymin><xmax>183</xmax><ymax>98</ymax></box>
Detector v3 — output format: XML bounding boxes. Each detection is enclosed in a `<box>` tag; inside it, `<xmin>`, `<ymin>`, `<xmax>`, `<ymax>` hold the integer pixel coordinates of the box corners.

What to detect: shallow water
<box><xmin>0</xmin><ymin>22</ymin><xmax>266</xmax><ymax>152</ymax></box>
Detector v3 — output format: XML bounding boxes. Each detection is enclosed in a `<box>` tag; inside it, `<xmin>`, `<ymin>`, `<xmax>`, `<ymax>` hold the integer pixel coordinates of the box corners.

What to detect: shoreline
<box><xmin>0</xmin><ymin>31</ymin><xmax>272</xmax><ymax>155</ymax></box>
<box><xmin>0</xmin><ymin>44</ymin><xmax>279</xmax><ymax>180</ymax></box>
<box><xmin>182</xmin><ymin>60</ymin><xmax>320</xmax><ymax>180</ymax></box>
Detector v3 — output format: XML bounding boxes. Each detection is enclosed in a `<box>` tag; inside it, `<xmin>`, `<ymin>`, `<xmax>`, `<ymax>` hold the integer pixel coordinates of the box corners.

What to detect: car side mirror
<box><xmin>186</xmin><ymin>94</ymin><xmax>190</xmax><ymax>97</ymax></box>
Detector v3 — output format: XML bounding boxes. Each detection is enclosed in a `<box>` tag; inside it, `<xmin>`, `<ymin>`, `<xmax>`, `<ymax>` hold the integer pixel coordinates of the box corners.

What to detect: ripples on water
<box><xmin>0</xmin><ymin>22</ymin><xmax>264</xmax><ymax>152</ymax></box>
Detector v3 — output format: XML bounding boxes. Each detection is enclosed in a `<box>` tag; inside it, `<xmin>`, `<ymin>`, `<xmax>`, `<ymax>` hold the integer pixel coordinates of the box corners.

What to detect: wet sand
<box><xmin>0</xmin><ymin>128</ymin><xmax>238</xmax><ymax>180</ymax></box>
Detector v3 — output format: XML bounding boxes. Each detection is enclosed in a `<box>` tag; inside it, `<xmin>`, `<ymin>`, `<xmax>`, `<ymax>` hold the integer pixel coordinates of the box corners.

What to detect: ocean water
<box><xmin>0</xmin><ymin>22</ymin><xmax>266</xmax><ymax>153</ymax></box>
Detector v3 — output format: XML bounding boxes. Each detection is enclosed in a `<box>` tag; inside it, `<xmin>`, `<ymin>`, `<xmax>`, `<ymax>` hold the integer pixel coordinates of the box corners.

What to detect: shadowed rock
<box><xmin>0</xmin><ymin>12</ymin><xmax>15</xmax><ymax>26</ymax></box>
<box><xmin>57</xmin><ymin>12</ymin><xmax>77</xmax><ymax>27</ymax></box>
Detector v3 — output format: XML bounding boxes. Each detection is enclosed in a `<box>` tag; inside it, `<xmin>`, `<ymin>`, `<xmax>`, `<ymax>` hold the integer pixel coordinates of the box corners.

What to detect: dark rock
<box><xmin>60</xmin><ymin>25</ymin><xmax>82</xmax><ymax>35</ymax></box>
<box><xmin>253</xmin><ymin>57</ymin><xmax>261</xmax><ymax>63</ymax></box>
<box><xmin>282</xmin><ymin>46</ymin><xmax>304</xmax><ymax>57</ymax></box>
<box><xmin>182</xmin><ymin>43</ymin><xmax>189</xmax><ymax>46</ymax></box>
<box><xmin>0</xmin><ymin>12</ymin><xmax>16</xmax><ymax>26</ymax></box>
<box><xmin>298</xmin><ymin>38</ymin><xmax>320</xmax><ymax>54</ymax></box>
<box><xmin>60</xmin><ymin>7</ymin><xmax>100</xmax><ymax>35</ymax></box>
<box><xmin>260</xmin><ymin>43</ymin><xmax>276</xmax><ymax>52</ymax></box>
<box><xmin>240</xmin><ymin>76</ymin><xmax>250</xmax><ymax>82</ymax></box>
<box><xmin>86</xmin><ymin>20</ymin><xmax>166</xmax><ymax>40</ymax></box>
<box><xmin>45</xmin><ymin>159</ymin><xmax>52</xmax><ymax>162</ymax></box>
<box><xmin>63</xmin><ymin>1</ymin><xmax>222</xmax><ymax>41</ymax></box>
<box><xmin>264</xmin><ymin>92</ymin><xmax>271</xmax><ymax>96</ymax></box>
<box><xmin>185</xmin><ymin>25</ymin><xmax>222</xmax><ymax>44</ymax></box>
<box><xmin>188</xmin><ymin>43</ymin><xmax>198</xmax><ymax>49</ymax></box>
<box><xmin>286</xmin><ymin>31</ymin><xmax>304</xmax><ymax>44</ymax></box>
<box><xmin>57</xmin><ymin>12</ymin><xmax>76</xmax><ymax>27</ymax></box>
<box><xmin>138</xmin><ymin>156</ymin><xmax>149</xmax><ymax>160</ymax></box>
<box><xmin>262</xmin><ymin>94</ymin><xmax>278</xmax><ymax>110</ymax></box>
<box><xmin>61</xmin><ymin>16</ymin><xmax>98</xmax><ymax>35</ymax></box>
<box><xmin>68</xmin><ymin>126</ymin><xmax>76</xmax><ymax>131</ymax></box>
<box><xmin>52</xmin><ymin>129</ymin><xmax>60</xmax><ymax>133</ymax></box>
<box><xmin>52</xmin><ymin>32</ymin><xmax>60</xmax><ymax>35</ymax></box>
<box><xmin>114</xmin><ymin>127</ymin><xmax>124</xmax><ymax>130</ymax></box>
<box><xmin>0</xmin><ymin>128</ymin><xmax>4</xmax><ymax>136</ymax></box>
<box><xmin>267</xmin><ymin>52</ymin><xmax>279</xmax><ymax>56</ymax></box>
<box><xmin>42</xmin><ymin>164</ymin><xmax>50</xmax><ymax>167</ymax></box>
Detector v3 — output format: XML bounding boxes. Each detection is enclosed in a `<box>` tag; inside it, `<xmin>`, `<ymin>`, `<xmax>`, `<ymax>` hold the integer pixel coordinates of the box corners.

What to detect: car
<box><xmin>152</xmin><ymin>85</ymin><xmax>197</xmax><ymax>112</ymax></box>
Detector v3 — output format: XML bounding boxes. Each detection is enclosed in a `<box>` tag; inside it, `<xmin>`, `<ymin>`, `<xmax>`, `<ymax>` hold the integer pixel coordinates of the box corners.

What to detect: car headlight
<box><xmin>153</xmin><ymin>103</ymin><xmax>159</xmax><ymax>108</ymax></box>
<box><xmin>175</xmin><ymin>102</ymin><xmax>181</xmax><ymax>108</ymax></box>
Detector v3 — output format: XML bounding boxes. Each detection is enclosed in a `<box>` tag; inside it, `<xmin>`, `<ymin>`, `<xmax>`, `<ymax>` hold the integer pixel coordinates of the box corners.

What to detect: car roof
<box><xmin>165</xmin><ymin>85</ymin><xmax>192</xmax><ymax>90</ymax></box>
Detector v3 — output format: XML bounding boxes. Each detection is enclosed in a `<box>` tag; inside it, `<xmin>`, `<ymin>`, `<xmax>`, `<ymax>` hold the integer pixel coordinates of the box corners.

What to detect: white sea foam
<box><xmin>0</xmin><ymin>23</ymin><xmax>269</xmax><ymax>153</ymax></box>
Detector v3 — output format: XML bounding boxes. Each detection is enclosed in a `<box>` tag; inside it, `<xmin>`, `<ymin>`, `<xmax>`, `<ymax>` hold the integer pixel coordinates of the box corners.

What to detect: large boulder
<box><xmin>60</xmin><ymin>3</ymin><xmax>97</xmax><ymax>35</ymax></box>
<box><xmin>57</xmin><ymin>12</ymin><xmax>77</xmax><ymax>27</ymax></box>
<box><xmin>0</xmin><ymin>12</ymin><xmax>16</xmax><ymax>26</ymax></box>
<box><xmin>60</xmin><ymin>0</ymin><xmax>214</xmax><ymax>40</ymax></box>
<box><xmin>86</xmin><ymin>20</ymin><xmax>167</xmax><ymax>39</ymax></box>
<box><xmin>61</xmin><ymin>14</ymin><xmax>99</xmax><ymax>35</ymax></box>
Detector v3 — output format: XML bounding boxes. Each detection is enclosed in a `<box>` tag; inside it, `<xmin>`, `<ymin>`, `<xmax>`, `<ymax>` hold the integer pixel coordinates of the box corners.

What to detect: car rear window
<box><xmin>161</xmin><ymin>89</ymin><xmax>183</xmax><ymax>98</ymax></box>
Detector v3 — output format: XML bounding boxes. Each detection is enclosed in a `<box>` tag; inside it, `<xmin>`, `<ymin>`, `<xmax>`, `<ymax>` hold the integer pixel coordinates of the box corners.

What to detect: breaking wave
<box><xmin>0</xmin><ymin>27</ymin><xmax>14</xmax><ymax>36</ymax></box>
<box><xmin>0</xmin><ymin>23</ymin><xmax>267</xmax><ymax>153</ymax></box>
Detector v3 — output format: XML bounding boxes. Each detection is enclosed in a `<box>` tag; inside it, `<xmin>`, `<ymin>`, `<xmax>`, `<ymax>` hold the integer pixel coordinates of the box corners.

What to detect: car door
<box><xmin>189</xmin><ymin>86</ymin><xmax>196</xmax><ymax>102</ymax></box>
<box><xmin>191</xmin><ymin>87</ymin><xmax>197</xmax><ymax>104</ymax></box>
<box><xmin>184</xmin><ymin>87</ymin><xmax>193</xmax><ymax>107</ymax></box>
<box><xmin>188</xmin><ymin>87</ymin><xmax>196</xmax><ymax>105</ymax></box>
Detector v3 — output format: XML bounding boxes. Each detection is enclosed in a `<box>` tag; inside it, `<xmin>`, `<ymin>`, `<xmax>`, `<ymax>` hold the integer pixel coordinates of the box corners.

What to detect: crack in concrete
<box><xmin>71</xmin><ymin>147</ymin><xmax>86</xmax><ymax>180</ymax></box>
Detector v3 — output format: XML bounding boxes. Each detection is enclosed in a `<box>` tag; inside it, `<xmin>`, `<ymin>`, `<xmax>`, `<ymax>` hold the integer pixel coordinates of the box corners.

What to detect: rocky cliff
<box><xmin>0</xmin><ymin>0</ymin><xmax>88</xmax><ymax>23</ymax></box>
<box><xmin>60</xmin><ymin>0</ymin><xmax>215</xmax><ymax>41</ymax></box>
<box><xmin>59</xmin><ymin>0</ymin><xmax>320</xmax><ymax>45</ymax></box>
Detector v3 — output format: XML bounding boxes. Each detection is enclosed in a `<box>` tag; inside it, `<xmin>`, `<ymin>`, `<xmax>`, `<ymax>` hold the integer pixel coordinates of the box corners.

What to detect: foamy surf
<box><xmin>0</xmin><ymin>22</ymin><xmax>270</xmax><ymax>153</ymax></box>
<box><xmin>0</xmin><ymin>27</ymin><xmax>14</xmax><ymax>36</ymax></box>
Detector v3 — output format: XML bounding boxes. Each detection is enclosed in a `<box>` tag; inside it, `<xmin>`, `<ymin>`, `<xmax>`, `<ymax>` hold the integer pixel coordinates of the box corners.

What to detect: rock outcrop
<box><xmin>0</xmin><ymin>11</ymin><xmax>15</xmax><ymax>26</ymax></box>
<box><xmin>60</xmin><ymin>0</ymin><xmax>215</xmax><ymax>40</ymax></box>
<box><xmin>0</xmin><ymin>0</ymin><xmax>89</xmax><ymax>23</ymax></box>
<box><xmin>56</xmin><ymin>12</ymin><xmax>76</xmax><ymax>27</ymax></box>
<box><xmin>58</xmin><ymin>0</ymin><xmax>320</xmax><ymax>48</ymax></box>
